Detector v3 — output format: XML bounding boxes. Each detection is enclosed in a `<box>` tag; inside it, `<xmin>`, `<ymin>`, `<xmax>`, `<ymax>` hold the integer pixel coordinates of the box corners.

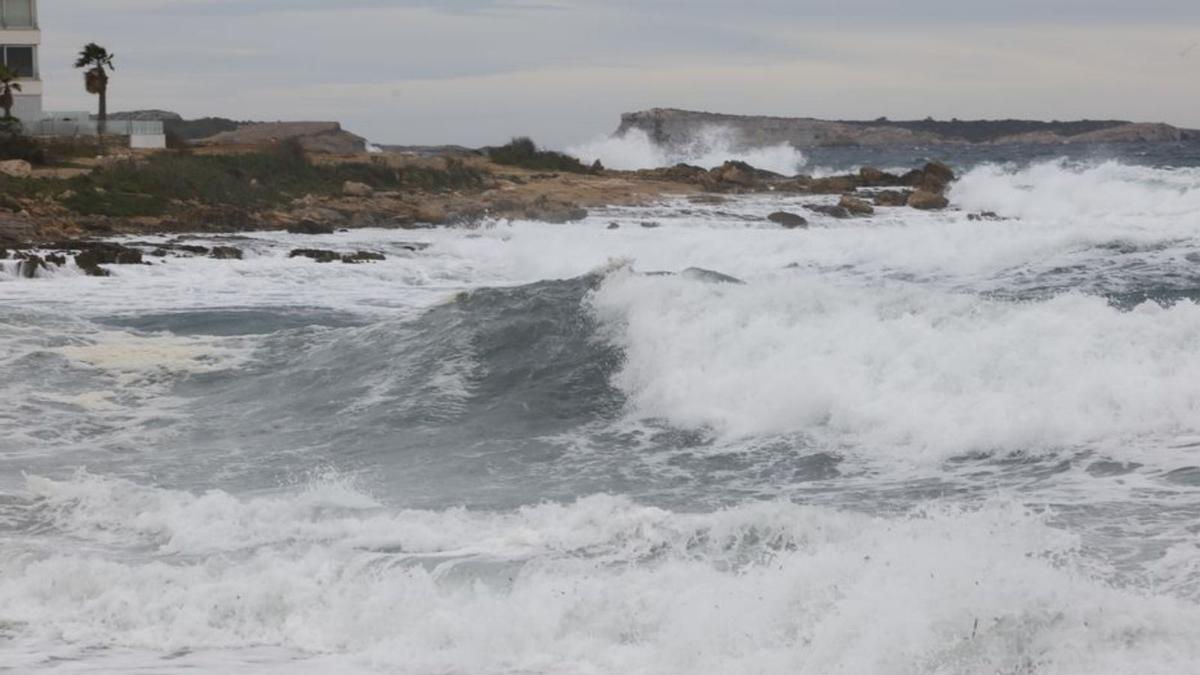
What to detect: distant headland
<box><xmin>617</xmin><ymin>108</ymin><xmax>1200</xmax><ymax>148</ymax></box>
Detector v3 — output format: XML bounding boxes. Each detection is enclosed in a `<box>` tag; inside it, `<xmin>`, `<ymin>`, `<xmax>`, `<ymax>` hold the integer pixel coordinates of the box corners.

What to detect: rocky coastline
<box><xmin>0</xmin><ymin>138</ymin><xmax>963</xmax><ymax>279</ymax></box>
<box><xmin>618</xmin><ymin>108</ymin><xmax>1200</xmax><ymax>148</ymax></box>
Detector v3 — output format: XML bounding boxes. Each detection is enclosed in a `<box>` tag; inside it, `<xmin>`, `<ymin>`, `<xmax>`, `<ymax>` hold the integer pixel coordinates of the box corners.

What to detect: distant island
<box><xmin>617</xmin><ymin>108</ymin><xmax>1200</xmax><ymax>148</ymax></box>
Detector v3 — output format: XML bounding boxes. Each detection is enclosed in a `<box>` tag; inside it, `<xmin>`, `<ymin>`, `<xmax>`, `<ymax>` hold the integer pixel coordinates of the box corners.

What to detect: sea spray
<box><xmin>568</xmin><ymin>126</ymin><xmax>807</xmax><ymax>175</ymax></box>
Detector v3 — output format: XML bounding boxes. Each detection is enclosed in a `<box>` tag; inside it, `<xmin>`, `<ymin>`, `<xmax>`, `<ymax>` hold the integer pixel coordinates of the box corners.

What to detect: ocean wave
<box><xmin>567</xmin><ymin>127</ymin><xmax>807</xmax><ymax>175</ymax></box>
<box><xmin>590</xmin><ymin>269</ymin><xmax>1200</xmax><ymax>462</ymax></box>
<box><xmin>951</xmin><ymin>159</ymin><xmax>1200</xmax><ymax>222</ymax></box>
<box><xmin>2</xmin><ymin>473</ymin><xmax>1199</xmax><ymax>674</ymax></box>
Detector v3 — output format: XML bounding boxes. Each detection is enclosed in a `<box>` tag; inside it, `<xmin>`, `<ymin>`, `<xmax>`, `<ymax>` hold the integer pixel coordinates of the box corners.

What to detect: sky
<box><xmin>37</xmin><ymin>0</ymin><xmax>1200</xmax><ymax>147</ymax></box>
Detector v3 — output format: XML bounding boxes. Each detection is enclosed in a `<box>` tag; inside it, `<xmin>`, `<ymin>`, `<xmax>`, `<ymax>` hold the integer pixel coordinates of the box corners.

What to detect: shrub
<box><xmin>0</xmin><ymin>122</ymin><xmax>47</xmax><ymax>165</ymax></box>
<box><xmin>487</xmin><ymin>137</ymin><xmax>591</xmax><ymax>173</ymax></box>
<box><xmin>43</xmin><ymin>140</ymin><xmax>489</xmax><ymax>217</ymax></box>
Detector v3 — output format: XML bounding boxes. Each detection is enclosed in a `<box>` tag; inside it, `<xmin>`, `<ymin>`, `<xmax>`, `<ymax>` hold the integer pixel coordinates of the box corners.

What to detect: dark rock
<box><xmin>177</xmin><ymin>244</ymin><xmax>211</xmax><ymax>255</ymax></box>
<box><xmin>17</xmin><ymin>254</ymin><xmax>45</xmax><ymax>279</ymax></box>
<box><xmin>44</xmin><ymin>253</ymin><xmax>67</xmax><ymax>266</ymax></box>
<box><xmin>640</xmin><ymin>221</ymin><xmax>661</xmax><ymax>229</ymax></box>
<box><xmin>908</xmin><ymin>190</ymin><xmax>950</xmax><ymax>210</ymax></box>
<box><xmin>872</xmin><ymin>190</ymin><xmax>912</xmax><ymax>207</ymax></box>
<box><xmin>342</xmin><ymin>251</ymin><xmax>386</xmax><ymax>264</ymax></box>
<box><xmin>904</xmin><ymin>161</ymin><xmax>956</xmax><ymax>194</ymax></box>
<box><xmin>681</xmin><ymin>267</ymin><xmax>745</xmax><ymax>284</ymax></box>
<box><xmin>806</xmin><ymin>204</ymin><xmax>853</xmax><ymax>219</ymax></box>
<box><xmin>967</xmin><ymin>211</ymin><xmax>1003</xmax><ymax>222</ymax></box>
<box><xmin>808</xmin><ymin>176</ymin><xmax>859</xmax><ymax>194</ymax></box>
<box><xmin>858</xmin><ymin>167</ymin><xmax>903</xmax><ymax>186</ymax></box>
<box><xmin>688</xmin><ymin>195</ymin><xmax>728</xmax><ymax>205</ymax></box>
<box><xmin>73</xmin><ymin>243</ymin><xmax>144</xmax><ymax>275</ymax></box>
<box><xmin>287</xmin><ymin>220</ymin><xmax>336</xmax><ymax>235</ymax></box>
<box><xmin>209</xmin><ymin>246</ymin><xmax>244</xmax><ymax>260</ymax></box>
<box><xmin>607</xmin><ymin>222</ymin><xmax>620</xmax><ymax>230</ymax></box>
<box><xmin>289</xmin><ymin>248</ymin><xmax>341</xmax><ymax>263</ymax></box>
<box><xmin>768</xmin><ymin>211</ymin><xmax>809</xmax><ymax>229</ymax></box>
<box><xmin>839</xmin><ymin>195</ymin><xmax>875</xmax><ymax>216</ymax></box>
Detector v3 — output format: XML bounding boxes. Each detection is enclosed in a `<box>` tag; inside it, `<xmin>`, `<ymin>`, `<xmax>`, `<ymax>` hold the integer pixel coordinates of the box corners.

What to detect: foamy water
<box><xmin>568</xmin><ymin>127</ymin><xmax>808</xmax><ymax>175</ymax></box>
<box><xmin>3</xmin><ymin>152</ymin><xmax>1200</xmax><ymax>673</ymax></box>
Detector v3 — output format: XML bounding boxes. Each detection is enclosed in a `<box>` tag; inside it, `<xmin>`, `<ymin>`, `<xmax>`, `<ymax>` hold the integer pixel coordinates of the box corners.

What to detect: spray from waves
<box><xmin>951</xmin><ymin>159</ymin><xmax>1200</xmax><ymax>222</ymax></box>
<box><xmin>567</xmin><ymin>127</ymin><xmax>807</xmax><ymax>176</ymax></box>
<box><xmin>589</xmin><ymin>270</ymin><xmax>1200</xmax><ymax>464</ymax></box>
<box><xmin>4</xmin><ymin>472</ymin><xmax>1200</xmax><ymax>674</ymax></box>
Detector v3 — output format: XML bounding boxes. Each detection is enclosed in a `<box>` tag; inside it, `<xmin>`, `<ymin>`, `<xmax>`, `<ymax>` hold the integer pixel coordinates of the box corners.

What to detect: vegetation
<box><xmin>487</xmin><ymin>137</ymin><xmax>592</xmax><ymax>173</ymax></box>
<box><xmin>0</xmin><ymin>122</ymin><xmax>45</xmax><ymax>164</ymax></box>
<box><xmin>75</xmin><ymin>43</ymin><xmax>116</xmax><ymax>135</ymax></box>
<box><xmin>0</xmin><ymin>139</ymin><xmax>488</xmax><ymax>217</ymax></box>
<box><xmin>0</xmin><ymin>64</ymin><xmax>23</xmax><ymax>120</ymax></box>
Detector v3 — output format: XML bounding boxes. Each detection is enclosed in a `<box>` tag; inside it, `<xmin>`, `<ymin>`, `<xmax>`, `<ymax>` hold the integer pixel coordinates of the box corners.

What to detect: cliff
<box><xmin>195</xmin><ymin>122</ymin><xmax>368</xmax><ymax>154</ymax></box>
<box><xmin>617</xmin><ymin>109</ymin><xmax>1199</xmax><ymax>148</ymax></box>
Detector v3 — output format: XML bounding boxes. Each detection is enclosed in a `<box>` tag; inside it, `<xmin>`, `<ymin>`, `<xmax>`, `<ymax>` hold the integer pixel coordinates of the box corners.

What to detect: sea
<box><xmin>2</xmin><ymin>136</ymin><xmax>1200</xmax><ymax>673</ymax></box>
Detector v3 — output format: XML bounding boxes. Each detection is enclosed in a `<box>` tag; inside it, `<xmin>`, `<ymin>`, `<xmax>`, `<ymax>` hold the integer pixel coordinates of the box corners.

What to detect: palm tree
<box><xmin>74</xmin><ymin>43</ymin><xmax>115</xmax><ymax>135</ymax></box>
<box><xmin>0</xmin><ymin>64</ymin><xmax>23</xmax><ymax>121</ymax></box>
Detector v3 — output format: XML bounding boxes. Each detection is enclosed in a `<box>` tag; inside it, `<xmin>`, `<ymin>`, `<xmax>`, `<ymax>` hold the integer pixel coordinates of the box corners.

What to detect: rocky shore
<box><xmin>0</xmin><ymin>141</ymin><xmax>963</xmax><ymax>279</ymax></box>
<box><xmin>619</xmin><ymin>108</ymin><xmax>1200</xmax><ymax>148</ymax></box>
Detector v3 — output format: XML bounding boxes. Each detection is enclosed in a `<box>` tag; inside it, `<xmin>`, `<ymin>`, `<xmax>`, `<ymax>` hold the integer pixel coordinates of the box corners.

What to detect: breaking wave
<box><xmin>568</xmin><ymin>127</ymin><xmax>807</xmax><ymax>176</ymax></box>
<box><xmin>3</xmin><ymin>472</ymin><xmax>1199</xmax><ymax>674</ymax></box>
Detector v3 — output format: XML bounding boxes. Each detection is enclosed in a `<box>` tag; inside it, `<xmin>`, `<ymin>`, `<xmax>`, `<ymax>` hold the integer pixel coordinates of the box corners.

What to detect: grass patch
<box><xmin>0</xmin><ymin>140</ymin><xmax>489</xmax><ymax>218</ymax></box>
<box><xmin>487</xmin><ymin>137</ymin><xmax>592</xmax><ymax>173</ymax></box>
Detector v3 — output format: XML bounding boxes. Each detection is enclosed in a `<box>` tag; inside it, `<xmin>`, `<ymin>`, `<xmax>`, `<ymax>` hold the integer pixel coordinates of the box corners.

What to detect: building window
<box><xmin>1</xmin><ymin>0</ymin><xmax>32</xmax><ymax>27</ymax></box>
<box><xmin>1</xmin><ymin>46</ymin><xmax>34</xmax><ymax>77</ymax></box>
<box><xmin>1</xmin><ymin>0</ymin><xmax>33</xmax><ymax>27</ymax></box>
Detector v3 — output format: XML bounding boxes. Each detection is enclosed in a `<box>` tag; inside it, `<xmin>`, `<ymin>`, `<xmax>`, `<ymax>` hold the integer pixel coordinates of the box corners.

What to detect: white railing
<box><xmin>31</xmin><ymin>119</ymin><xmax>164</xmax><ymax>137</ymax></box>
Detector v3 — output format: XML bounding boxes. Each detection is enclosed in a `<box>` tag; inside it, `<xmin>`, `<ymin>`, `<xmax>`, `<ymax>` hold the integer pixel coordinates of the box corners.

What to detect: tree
<box><xmin>74</xmin><ymin>43</ymin><xmax>115</xmax><ymax>135</ymax></box>
<box><xmin>0</xmin><ymin>64</ymin><xmax>23</xmax><ymax>120</ymax></box>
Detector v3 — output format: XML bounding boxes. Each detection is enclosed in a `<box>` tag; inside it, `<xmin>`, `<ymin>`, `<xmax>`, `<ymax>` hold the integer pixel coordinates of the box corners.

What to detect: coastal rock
<box><xmin>414</xmin><ymin>204</ymin><xmax>448</xmax><ymax>226</ymax></box>
<box><xmin>808</xmin><ymin>176</ymin><xmax>859</xmax><ymax>194</ymax></box>
<box><xmin>859</xmin><ymin>167</ymin><xmax>903</xmax><ymax>186</ymax></box>
<box><xmin>524</xmin><ymin>198</ymin><xmax>588</xmax><ymax>224</ymax></box>
<box><xmin>209</xmin><ymin>246</ymin><xmax>244</xmax><ymax>260</ymax></box>
<box><xmin>768</xmin><ymin>211</ymin><xmax>809</xmax><ymax>229</ymax></box>
<box><xmin>0</xmin><ymin>160</ymin><xmax>32</xmax><ymax>178</ymax></box>
<box><xmin>342</xmin><ymin>181</ymin><xmax>374</xmax><ymax>197</ymax></box>
<box><xmin>913</xmin><ymin>161</ymin><xmax>956</xmax><ymax>194</ymax></box>
<box><xmin>872</xmin><ymin>190</ymin><xmax>912</xmax><ymax>207</ymax></box>
<box><xmin>806</xmin><ymin>204</ymin><xmax>852</xmax><ymax>219</ymax></box>
<box><xmin>967</xmin><ymin>211</ymin><xmax>1004</xmax><ymax>222</ymax></box>
<box><xmin>709</xmin><ymin>161</ymin><xmax>759</xmax><ymax>188</ymax></box>
<box><xmin>196</xmin><ymin>122</ymin><xmax>368</xmax><ymax>155</ymax></box>
<box><xmin>287</xmin><ymin>220</ymin><xmax>336</xmax><ymax>235</ymax></box>
<box><xmin>839</xmin><ymin>195</ymin><xmax>875</xmax><ymax>216</ymax></box>
<box><xmin>343</xmin><ymin>251</ymin><xmax>386</xmax><ymax>264</ymax></box>
<box><xmin>908</xmin><ymin>190</ymin><xmax>950</xmax><ymax>210</ymax></box>
<box><xmin>289</xmin><ymin>248</ymin><xmax>341</xmax><ymax>263</ymax></box>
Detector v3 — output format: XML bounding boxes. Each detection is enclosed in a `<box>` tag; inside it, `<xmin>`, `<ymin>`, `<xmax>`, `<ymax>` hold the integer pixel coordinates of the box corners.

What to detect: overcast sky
<box><xmin>38</xmin><ymin>0</ymin><xmax>1200</xmax><ymax>147</ymax></box>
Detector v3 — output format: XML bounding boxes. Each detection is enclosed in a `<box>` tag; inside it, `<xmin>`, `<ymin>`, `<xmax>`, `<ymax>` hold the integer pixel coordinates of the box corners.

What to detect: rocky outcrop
<box><xmin>992</xmin><ymin>123</ymin><xmax>1190</xmax><ymax>145</ymax></box>
<box><xmin>908</xmin><ymin>190</ymin><xmax>950</xmax><ymax>210</ymax></box>
<box><xmin>839</xmin><ymin>195</ymin><xmax>875</xmax><ymax>216</ymax></box>
<box><xmin>617</xmin><ymin>109</ymin><xmax>1195</xmax><ymax>148</ymax></box>
<box><xmin>290</xmin><ymin>248</ymin><xmax>387</xmax><ymax>264</ymax></box>
<box><xmin>768</xmin><ymin>211</ymin><xmax>808</xmax><ymax>229</ymax></box>
<box><xmin>196</xmin><ymin>122</ymin><xmax>368</xmax><ymax>155</ymax></box>
<box><xmin>617</xmin><ymin>109</ymin><xmax>944</xmax><ymax>149</ymax></box>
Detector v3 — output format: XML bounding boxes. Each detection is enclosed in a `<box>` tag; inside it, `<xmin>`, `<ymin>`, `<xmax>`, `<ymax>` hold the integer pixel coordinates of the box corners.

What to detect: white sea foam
<box><xmin>591</xmin><ymin>270</ymin><xmax>1200</xmax><ymax>463</ymax></box>
<box><xmin>2</xmin><ymin>473</ymin><xmax>1199</xmax><ymax>674</ymax></box>
<box><xmin>568</xmin><ymin>127</ymin><xmax>807</xmax><ymax>175</ymax></box>
<box><xmin>952</xmin><ymin>160</ymin><xmax>1200</xmax><ymax>222</ymax></box>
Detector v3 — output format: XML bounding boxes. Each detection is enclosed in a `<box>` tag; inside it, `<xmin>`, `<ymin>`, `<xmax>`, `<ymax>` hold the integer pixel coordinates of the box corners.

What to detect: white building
<box><xmin>0</xmin><ymin>0</ymin><xmax>165</xmax><ymax>147</ymax></box>
<box><xmin>0</xmin><ymin>0</ymin><xmax>41</xmax><ymax>122</ymax></box>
